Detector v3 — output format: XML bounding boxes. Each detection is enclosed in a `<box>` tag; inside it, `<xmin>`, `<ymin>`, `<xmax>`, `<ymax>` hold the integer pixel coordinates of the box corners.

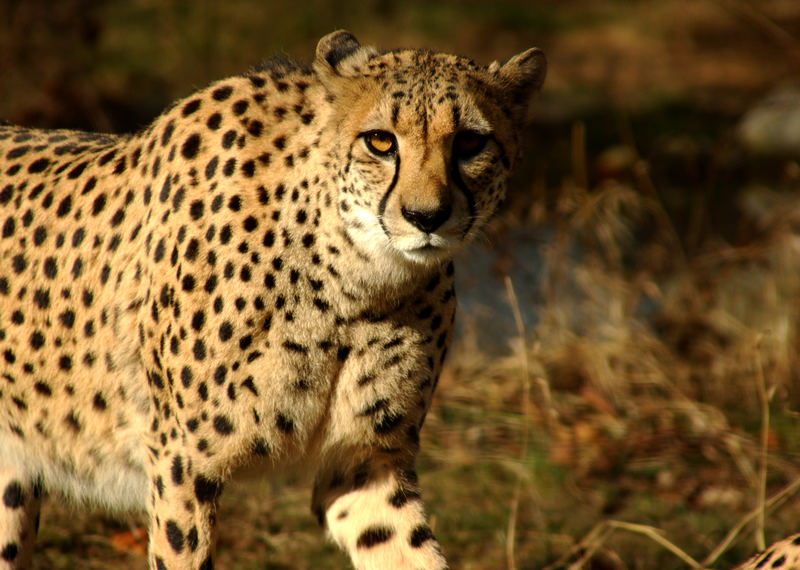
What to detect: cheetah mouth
<box><xmin>399</xmin><ymin>240</ymin><xmax>457</xmax><ymax>263</ymax></box>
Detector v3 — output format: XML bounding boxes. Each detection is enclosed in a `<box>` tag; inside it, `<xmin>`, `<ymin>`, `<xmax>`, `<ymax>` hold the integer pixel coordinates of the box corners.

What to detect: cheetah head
<box><xmin>315</xmin><ymin>30</ymin><xmax>546</xmax><ymax>266</ymax></box>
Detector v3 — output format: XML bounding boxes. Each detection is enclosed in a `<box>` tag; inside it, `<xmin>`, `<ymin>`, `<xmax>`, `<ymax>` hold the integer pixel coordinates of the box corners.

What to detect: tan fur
<box><xmin>735</xmin><ymin>534</ymin><xmax>800</xmax><ymax>570</ymax></box>
<box><xmin>0</xmin><ymin>31</ymin><xmax>545</xmax><ymax>569</ymax></box>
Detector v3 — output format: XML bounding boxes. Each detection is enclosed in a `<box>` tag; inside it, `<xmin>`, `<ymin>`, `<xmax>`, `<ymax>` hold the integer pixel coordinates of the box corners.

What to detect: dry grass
<box><xmin>425</xmin><ymin>125</ymin><xmax>800</xmax><ymax>567</ymax></box>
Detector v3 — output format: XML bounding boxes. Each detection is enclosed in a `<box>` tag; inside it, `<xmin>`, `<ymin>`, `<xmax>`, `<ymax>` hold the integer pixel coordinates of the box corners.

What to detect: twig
<box><xmin>504</xmin><ymin>276</ymin><xmax>531</xmax><ymax>570</ymax></box>
<box><xmin>754</xmin><ymin>333</ymin><xmax>769</xmax><ymax>552</ymax></box>
<box><xmin>702</xmin><ymin>476</ymin><xmax>800</xmax><ymax>566</ymax></box>
<box><xmin>713</xmin><ymin>0</ymin><xmax>800</xmax><ymax>63</ymax></box>
<box><xmin>543</xmin><ymin>520</ymin><xmax>707</xmax><ymax>569</ymax></box>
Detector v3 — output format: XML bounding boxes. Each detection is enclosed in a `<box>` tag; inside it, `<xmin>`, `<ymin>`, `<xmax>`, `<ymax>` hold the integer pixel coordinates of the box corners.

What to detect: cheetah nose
<box><xmin>401</xmin><ymin>204</ymin><xmax>452</xmax><ymax>233</ymax></box>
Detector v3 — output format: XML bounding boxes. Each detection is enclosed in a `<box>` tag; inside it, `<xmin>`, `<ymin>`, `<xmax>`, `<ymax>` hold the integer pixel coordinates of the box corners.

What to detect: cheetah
<box><xmin>735</xmin><ymin>534</ymin><xmax>800</xmax><ymax>569</ymax></box>
<box><xmin>0</xmin><ymin>30</ymin><xmax>546</xmax><ymax>569</ymax></box>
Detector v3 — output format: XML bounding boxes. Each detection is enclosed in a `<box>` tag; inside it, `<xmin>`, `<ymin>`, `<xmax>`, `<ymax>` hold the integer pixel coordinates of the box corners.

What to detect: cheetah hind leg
<box><xmin>0</xmin><ymin>470</ymin><xmax>42</xmax><ymax>569</ymax></box>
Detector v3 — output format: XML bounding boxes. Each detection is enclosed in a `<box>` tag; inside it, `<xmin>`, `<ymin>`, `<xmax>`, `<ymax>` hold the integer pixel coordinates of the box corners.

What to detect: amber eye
<box><xmin>453</xmin><ymin>130</ymin><xmax>489</xmax><ymax>160</ymax></box>
<box><xmin>363</xmin><ymin>130</ymin><xmax>397</xmax><ymax>156</ymax></box>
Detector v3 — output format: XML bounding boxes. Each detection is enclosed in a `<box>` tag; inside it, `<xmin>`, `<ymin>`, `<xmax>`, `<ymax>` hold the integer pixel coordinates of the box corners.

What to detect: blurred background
<box><xmin>3</xmin><ymin>0</ymin><xmax>800</xmax><ymax>568</ymax></box>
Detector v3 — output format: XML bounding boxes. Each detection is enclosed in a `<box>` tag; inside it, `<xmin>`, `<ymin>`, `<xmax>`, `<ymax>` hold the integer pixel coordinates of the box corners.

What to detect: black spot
<box><xmin>205</xmin><ymin>156</ymin><xmax>219</xmax><ymax>179</ymax></box>
<box><xmin>80</xmin><ymin>176</ymin><xmax>98</xmax><ymax>195</ymax></box>
<box><xmin>1</xmin><ymin>542</ymin><xmax>18</xmax><ymax>562</ymax></box>
<box><xmin>356</xmin><ymin>526</ymin><xmax>395</xmax><ymax>549</ymax></box>
<box><xmin>241</xmin><ymin>376</ymin><xmax>258</xmax><ymax>395</ymax></box>
<box><xmin>389</xmin><ymin>487</ymin><xmax>420</xmax><ymax>508</ymax></box>
<box><xmin>262</xmin><ymin>229</ymin><xmax>275</xmax><ymax>248</ymax></box>
<box><xmin>93</xmin><ymin>392</ymin><xmax>107</xmax><ymax>410</ymax></box>
<box><xmin>43</xmin><ymin>257</ymin><xmax>58</xmax><ymax>279</ymax></box>
<box><xmin>212</xmin><ymin>85</ymin><xmax>233</xmax><ymax>101</ymax></box>
<box><xmin>181</xmin><ymin>133</ymin><xmax>201</xmax><ymax>159</ymax></box>
<box><xmin>32</xmin><ymin>225</ymin><xmax>47</xmax><ymax>245</ymax></box>
<box><xmin>2</xmin><ymin>481</ymin><xmax>25</xmax><ymax>508</ymax></box>
<box><xmin>170</xmin><ymin>456</ymin><xmax>184</xmax><ymax>486</ymax></box>
<box><xmin>213</xmin><ymin>415</ymin><xmax>234</xmax><ymax>435</ymax></box>
<box><xmin>189</xmin><ymin>200</ymin><xmax>204</xmax><ymax>220</ymax></box>
<box><xmin>185</xmin><ymin>238</ymin><xmax>200</xmax><ymax>261</ymax></box>
<box><xmin>172</xmin><ymin>185</ymin><xmax>186</xmax><ymax>211</ymax></box>
<box><xmin>375</xmin><ymin>412</ymin><xmax>404</xmax><ymax>434</ymax></box>
<box><xmin>193</xmin><ymin>339</ymin><xmax>206</xmax><ymax>361</ymax></box>
<box><xmin>239</xmin><ymin>159</ymin><xmax>256</xmax><ymax>177</ymax></box>
<box><xmin>56</xmin><ymin>195</ymin><xmax>72</xmax><ymax>217</ymax></box>
<box><xmin>222</xmin><ymin>130</ymin><xmax>237</xmax><ymax>149</ymax></box>
<box><xmin>247</xmin><ymin>120</ymin><xmax>263</xmax><ymax>137</ymax></box>
<box><xmin>191</xmin><ymin>310</ymin><xmax>205</xmax><ymax>331</ymax></box>
<box><xmin>210</xmin><ymin>365</ymin><xmax>227</xmax><ymax>386</ymax></box>
<box><xmin>65</xmin><ymin>410</ymin><xmax>81</xmax><ymax>432</ymax></box>
<box><xmin>282</xmin><ymin>341</ymin><xmax>307</xmax><ymax>354</ymax></box>
<box><xmin>85</xmin><ymin>192</ymin><xmax>106</xmax><ymax>219</ymax></box>
<box><xmin>58</xmin><ymin>355</ymin><xmax>72</xmax><ymax>371</ymax></box>
<box><xmin>182</xmin><ymin>98</ymin><xmax>202</xmax><ymax>116</ymax></box>
<box><xmin>232</xmin><ymin>99</ymin><xmax>249</xmax><ymax>115</ymax></box>
<box><xmin>219</xmin><ymin>224</ymin><xmax>232</xmax><ymax>244</ymax></box>
<box><xmin>34</xmin><ymin>381</ymin><xmax>52</xmax><ymax>396</ymax></box>
<box><xmin>32</xmin><ymin>288</ymin><xmax>50</xmax><ymax>309</ymax></box>
<box><xmin>276</xmin><ymin>413</ymin><xmax>294</xmax><ymax>434</ymax></box>
<box><xmin>72</xmin><ymin>227</ymin><xmax>86</xmax><ymax>247</ymax></box>
<box><xmin>29</xmin><ymin>331</ymin><xmax>45</xmax><ymax>350</ymax></box>
<box><xmin>206</xmin><ymin>113</ymin><xmax>222</xmax><ymax>130</ymax></box>
<box><xmin>1</xmin><ymin>217</ymin><xmax>14</xmax><ymax>238</ymax></box>
<box><xmin>28</xmin><ymin>157</ymin><xmax>50</xmax><ymax>173</ymax></box>
<box><xmin>223</xmin><ymin>157</ymin><xmax>236</xmax><ymax>176</ymax></box>
<box><xmin>193</xmin><ymin>475</ymin><xmax>222</xmax><ymax>503</ymax></box>
<box><xmin>11</xmin><ymin>254</ymin><xmax>27</xmax><ymax>274</ymax></box>
<box><xmin>238</xmin><ymin>335</ymin><xmax>252</xmax><ymax>350</ymax></box>
<box><xmin>409</xmin><ymin>525</ymin><xmax>435</xmax><ymax>548</ymax></box>
<box><xmin>383</xmin><ymin>337</ymin><xmax>403</xmax><ymax>349</ymax></box>
<box><xmin>71</xmin><ymin>257</ymin><xmax>84</xmax><ymax>278</ymax></box>
<box><xmin>251</xmin><ymin>437</ymin><xmax>270</xmax><ymax>456</ymax></box>
<box><xmin>161</xmin><ymin>121</ymin><xmax>175</xmax><ymax>147</ymax></box>
<box><xmin>113</xmin><ymin>157</ymin><xmax>127</xmax><ymax>174</ymax></box>
<box><xmin>771</xmin><ymin>554</ymin><xmax>787</xmax><ymax>567</ymax></box>
<box><xmin>165</xmin><ymin>520</ymin><xmax>185</xmax><ymax>553</ymax></box>
<box><xmin>186</xmin><ymin>526</ymin><xmax>199</xmax><ymax>552</ymax></box>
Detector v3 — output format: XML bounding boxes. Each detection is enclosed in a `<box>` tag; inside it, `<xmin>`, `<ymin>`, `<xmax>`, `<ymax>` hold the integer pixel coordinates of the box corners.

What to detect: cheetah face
<box><xmin>316</xmin><ymin>32</ymin><xmax>546</xmax><ymax>266</ymax></box>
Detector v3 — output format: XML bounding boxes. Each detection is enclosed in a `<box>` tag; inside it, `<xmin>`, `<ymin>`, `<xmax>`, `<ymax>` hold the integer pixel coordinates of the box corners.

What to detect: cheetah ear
<box><xmin>315</xmin><ymin>30</ymin><xmax>377</xmax><ymax>76</ymax></box>
<box><xmin>489</xmin><ymin>47</ymin><xmax>547</xmax><ymax>123</ymax></box>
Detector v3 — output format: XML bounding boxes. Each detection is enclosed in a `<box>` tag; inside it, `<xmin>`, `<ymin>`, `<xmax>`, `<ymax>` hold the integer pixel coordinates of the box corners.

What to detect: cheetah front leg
<box><xmin>313</xmin><ymin>458</ymin><xmax>448</xmax><ymax>570</ymax></box>
<box><xmin>145</xmin><ymin>453</ymin><xmax>222</xmax><ymax>570</ymax></box>
<box><xmin>0</xmin><ymin>471</ymin><xmax>41</xmax><ymax>570</ymax></box>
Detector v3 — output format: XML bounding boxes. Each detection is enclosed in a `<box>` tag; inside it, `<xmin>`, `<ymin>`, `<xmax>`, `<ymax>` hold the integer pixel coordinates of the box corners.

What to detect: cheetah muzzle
<box><xmin>0</xmin><ymin>30</ymin><xmax>546</xmax><ymax>569</ymax></box>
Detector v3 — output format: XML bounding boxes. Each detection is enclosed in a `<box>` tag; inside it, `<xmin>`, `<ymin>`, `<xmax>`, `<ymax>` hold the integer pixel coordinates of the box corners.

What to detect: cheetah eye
<box><xmin>453</xmin><ymin>130</ymin><xmax>490</xmax><ymax>160</ymax></box>
<box><xmin>362</xmin><ymin>130</ymin><xmax>397</xmax><ymax>157</ymax></box>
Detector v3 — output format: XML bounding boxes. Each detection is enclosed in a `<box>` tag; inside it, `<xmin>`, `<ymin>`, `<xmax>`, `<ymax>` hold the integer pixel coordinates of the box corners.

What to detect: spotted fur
<box><xmin>735</xmin><ymin>534</ymin><xmax>800</xmax><ymax>570</ymax></box>
<box><xmin>0</xmin><ymin>31</ymin><xmax>546</xmax><ymax>569</ymax></box>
